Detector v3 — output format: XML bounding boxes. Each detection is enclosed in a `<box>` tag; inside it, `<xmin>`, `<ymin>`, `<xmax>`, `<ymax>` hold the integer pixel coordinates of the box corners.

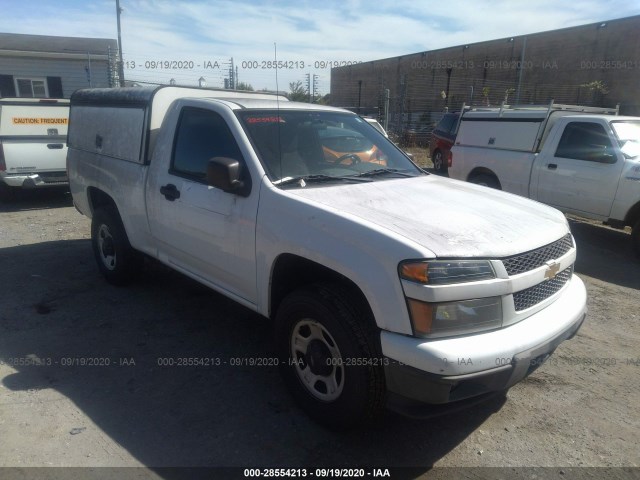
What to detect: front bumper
<box><xmin>1</xmin><ymin>172</ymin><xmax>68</xmax><ymax>189</ymax></box>
<box><xmin>382</xmin><ymin>275</ymin><xmax>587</xmax><ymax>415</ymax></box>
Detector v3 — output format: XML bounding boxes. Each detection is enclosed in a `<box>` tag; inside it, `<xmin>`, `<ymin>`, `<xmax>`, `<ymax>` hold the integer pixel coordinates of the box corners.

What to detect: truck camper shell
<box><xmin>68</xmin><ymin>85</ymin><xmax>288</xmax><ymax>166</ymax></box>
<box><xmin>455</xmin><ymin>100</ymin><xmax>619</xmax><ymax>153</ymax></box>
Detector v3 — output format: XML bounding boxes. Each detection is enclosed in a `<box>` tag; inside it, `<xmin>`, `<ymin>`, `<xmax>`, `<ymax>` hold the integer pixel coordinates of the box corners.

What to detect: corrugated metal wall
<box><xmin>330</xmin><ymin>15</ymin><xmax>640</xmax><ymax>147</ymax></box>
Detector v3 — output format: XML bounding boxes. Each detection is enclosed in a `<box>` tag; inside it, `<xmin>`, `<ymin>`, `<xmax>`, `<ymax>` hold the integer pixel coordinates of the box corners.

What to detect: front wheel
<box><xmin>469</xmin><ymin>173</ymin><xmax>500</xmax><ymax>189</ymax></box>
<box><xmin>91</xmin><ymin>207</ymin><xmax>143</xmax><ymax>285</ymax></box>
<box><xmin>275</xmin><ymin>283</ymin><xmax>385</xmax><ymax>429</ymax></box>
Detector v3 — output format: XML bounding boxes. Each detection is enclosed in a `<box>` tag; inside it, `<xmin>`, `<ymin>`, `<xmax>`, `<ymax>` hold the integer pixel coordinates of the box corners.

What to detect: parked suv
<box><xmin>429</xmin><ymin>112</ymin><xmax>460</xmax><ymax>174</ymax></box>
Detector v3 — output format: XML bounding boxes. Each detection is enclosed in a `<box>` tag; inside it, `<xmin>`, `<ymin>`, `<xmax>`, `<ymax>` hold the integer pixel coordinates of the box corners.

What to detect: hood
<box><xmin>287</xmin><ymin>175</ymin><xmax>569</xmax><ymax>258</ymax></box>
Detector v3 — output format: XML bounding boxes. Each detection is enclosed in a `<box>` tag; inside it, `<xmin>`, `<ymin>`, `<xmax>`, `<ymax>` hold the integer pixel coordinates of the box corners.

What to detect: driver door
<box><xmin>535</xmin><ymin>121</ymin><xmax>624</xmax><ymax>217</ymax></box>
<box><xmin>146</xmin><ymin>105</ymin><xmax>258</xmax><ymax>305</ymax></box>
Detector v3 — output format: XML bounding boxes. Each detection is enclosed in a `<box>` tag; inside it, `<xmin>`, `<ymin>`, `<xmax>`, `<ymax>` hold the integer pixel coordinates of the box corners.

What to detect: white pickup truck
<box><xmin>448</xmin><ymin>102</ymin><xmax>640</xmax><ymax>255</ymax></box>
<box><xmin>0</xmin><ymin>98</ymin><xmax>69</xmax><ymax>197</ymax></box>
<box><xmin>67</xmin><ymin>86</ymin><xmax>586</xmax><ymax>429</ymax></box>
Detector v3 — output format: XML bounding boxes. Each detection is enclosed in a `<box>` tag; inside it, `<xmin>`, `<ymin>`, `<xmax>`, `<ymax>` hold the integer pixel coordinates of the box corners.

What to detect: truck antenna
<box><xmin>274</xmin><ymin>42</ymin><xmax>282</xmax><ymax>180</ymax></box>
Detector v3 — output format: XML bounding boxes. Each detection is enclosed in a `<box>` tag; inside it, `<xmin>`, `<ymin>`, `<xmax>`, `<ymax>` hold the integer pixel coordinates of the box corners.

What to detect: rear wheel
<box><xmin>275</xmin><ymin>283</ymin><xmax>385</xmax><ymax>429</ymax></box>
<box><xmin>432</xmin><ymin>149</ymin><xmax>446</xmax><ymax>173</ymax></box>
<box><xmin>470</xmin><ymin>173</ymin><xmax>500</xmax><ymax>189</ymax></box>
<box><xmin>91</xmin><ymin>206</ymin><xmax>143</xmax><ymax>285</ymax></box>
<box><xmin>632</xmin><ymin>219</ymin><xmax>640</xmax><ymax>258</ymax></box>
<box><xmin>0</xmin><ymin>183</ymin><xmax>17</xmax><ymax>201</ymax></box>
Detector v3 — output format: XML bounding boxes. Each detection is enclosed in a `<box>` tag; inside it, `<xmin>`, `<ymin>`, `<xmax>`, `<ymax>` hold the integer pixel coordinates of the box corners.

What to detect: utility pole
<box><xmin>115</xmin><ymin>0</ymin><xmax>125</xmax><ymax>86</ymax></box>
<box><xmin>85</xmin><ymin>52</ymin><xmax>93</xmax><ymax>87</ymax></box>
<box><xmin>383</xmin><ymin>89</ymin><xmax>390</xmax><ymax>131</ymax></box>
<box><xmin>358</xmin><ymin>80</ymin><xmax>362</xmax><ymax>113</ymax></box>
<box><xmin>224</xmin><ymin>58</ymin><xmax>235</xmax><ymax>89</ymax></box>
<box><xmin>516</xmin><ymin>36</ymin><xmax>527</xmax><ymax>104</ymax></box>
<box><xmin>445</xmin><ymin>68</ymin><xmax>453</xmax><ymax>107</ymax></box>
<box><xmin>313</xmin><ymin>74</ymin><xmax>318</xmax><ymax>102</ymax></box>
<box><xmin>229</xmin><ymin>57</ymin><xmax>235</xmax><ymax>89</ymax></box>
<box><xmin>305</xmin><ymin>73</ymin><xmax>311</xmax><ymax>103</ymax></box>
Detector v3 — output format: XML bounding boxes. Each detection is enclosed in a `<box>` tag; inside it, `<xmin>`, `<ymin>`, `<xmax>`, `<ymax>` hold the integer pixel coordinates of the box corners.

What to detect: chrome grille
<box><xmin>513</xmin><ymin>266</ymin><xmax>573</xmax><ymax>311</ymax></box>
<box><xmin>502</xmin><ymin>234</ymin><xmax>573</xmax><ymax>276</ymax></box>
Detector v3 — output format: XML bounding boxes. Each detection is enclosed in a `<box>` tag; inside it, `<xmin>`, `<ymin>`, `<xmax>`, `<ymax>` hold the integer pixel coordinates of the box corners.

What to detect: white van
<box><xmin>0</xmin><ymin>98</ymin><xmax>70</xmax><ymax>196</ymax></box>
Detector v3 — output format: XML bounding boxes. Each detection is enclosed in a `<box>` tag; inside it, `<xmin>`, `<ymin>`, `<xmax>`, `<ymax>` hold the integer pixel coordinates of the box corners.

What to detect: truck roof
<box><xmin>560</xmin><ymin>114</ymin><xmax>638</xmax><ymax>121</ymax></box>
<box><xmin>0</xmin><ymin>98</ymin><xmax>70</xmax><ymax>106</ymax></box>
<box><xmin>70</xmin><ymin>86</ymin><xmax>347</xmax><ymax>113</ymax></box>
<box><xmin>70</xmin><ymin>85</ymin><xmax>287</xmax><ymax>106</ymax></box>
<box><xmin>200</xmin><ymin>97</ymin><xmax>349</xmax><ymax>112</ymax></box>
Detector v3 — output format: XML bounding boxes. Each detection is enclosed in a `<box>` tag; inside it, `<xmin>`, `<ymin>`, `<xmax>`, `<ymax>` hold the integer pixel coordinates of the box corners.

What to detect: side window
<box><xmin>448</xmin><ymin>115</ymin><xmax>460</xmax><ymax>135</ymax></box>
<box><xmin>172</xmin><ymin>108</ymin><xmax>243</xmax><ymax>181</ymax></box>
<box><xmin>437</xmin><ymin>115</ymin><xmax>455</xmax><ymax>133</ymax></box>
<box><xmin>14</xmin><ymin>77</ymin><xmax>48</xmax><ymax>98</ymax></box>
<box><xmin>555</xmin><ymin>122</ymin><xmax>615</xmax><ymax>162</ymax></box>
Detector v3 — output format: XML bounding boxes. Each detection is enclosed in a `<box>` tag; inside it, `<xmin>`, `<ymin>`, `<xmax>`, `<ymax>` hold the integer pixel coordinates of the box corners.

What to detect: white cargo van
<box><xmin>0</xmin><ymin>98</ymin><xmax>70</xmax><ymax>196</ymax></box>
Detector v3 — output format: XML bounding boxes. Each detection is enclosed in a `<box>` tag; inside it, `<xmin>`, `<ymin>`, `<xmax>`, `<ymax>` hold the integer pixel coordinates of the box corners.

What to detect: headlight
<box><xmin>407</xmin><ymin>297</ymin><xmax>502</xmax><ymax>338</ymax></box>
<box><xmin>399</xmin><ymin>260</ymin><xmax>495</xmax><ymax>285</ymax></box>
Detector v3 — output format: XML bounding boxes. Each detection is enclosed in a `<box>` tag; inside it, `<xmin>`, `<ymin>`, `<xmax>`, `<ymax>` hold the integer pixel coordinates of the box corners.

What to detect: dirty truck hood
<box><xmin>288</xmin><ymin>175</ymin><xmax>569</xmax><ymax>258</ymax></box>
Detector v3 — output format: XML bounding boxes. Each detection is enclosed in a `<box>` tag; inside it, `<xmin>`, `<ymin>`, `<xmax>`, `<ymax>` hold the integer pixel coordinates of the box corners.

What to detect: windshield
<box><xmin>364</xmin><ymin>118</ymin><xmax>388</xmax><ymax>137</ymax></box>
<box><xmin>611</xmin><ymin>121</ymin><xmax>640</xmax><ymax>158</ymax></box>
<box><xmin>237</xmin><ymin>110</ymin><xmax>423</xmax><ymax>186</ymax></box>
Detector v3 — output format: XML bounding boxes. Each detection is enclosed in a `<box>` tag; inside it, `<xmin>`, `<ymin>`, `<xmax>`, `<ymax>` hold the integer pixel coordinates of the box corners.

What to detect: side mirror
<box><xmin>206</xmin><ymin>157</ymin><xmax>251</xmax><ymax>196</ymax></box>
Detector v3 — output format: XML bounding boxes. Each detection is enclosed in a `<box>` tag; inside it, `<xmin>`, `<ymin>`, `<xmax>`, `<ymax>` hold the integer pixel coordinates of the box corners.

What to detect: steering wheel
<box><xmin>332</xmin><ymin>153</ymin><xmax>361</xmax><ymax>165</ymax></box>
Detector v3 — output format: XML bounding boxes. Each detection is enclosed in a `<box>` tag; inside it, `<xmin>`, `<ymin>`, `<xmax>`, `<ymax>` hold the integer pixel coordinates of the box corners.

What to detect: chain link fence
<box><xmin>331</xmin><ymin>73</ymin><xmax>617</xmax><ymax>150</ymax></box>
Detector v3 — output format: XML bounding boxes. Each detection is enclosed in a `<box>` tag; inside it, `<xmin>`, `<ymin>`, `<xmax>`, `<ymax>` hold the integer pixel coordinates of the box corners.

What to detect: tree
<box><xmin>580</xmin><ymin>80</ymin><xmax>609</xmax><ymax>105</ymax></box>
<box><xmin>316</xmin><ymin>93</ymin><xmax>331</xmax><ymax>105</ymax></box>
<box><xmin>236</xmin><ymin>82</ymin><xmax>254</xmax><ymax>91</ymax></box>
<box><xmin>288</xmin><ymin>80</ymin><xmax>308</xmax><ymax>102</ymax></box>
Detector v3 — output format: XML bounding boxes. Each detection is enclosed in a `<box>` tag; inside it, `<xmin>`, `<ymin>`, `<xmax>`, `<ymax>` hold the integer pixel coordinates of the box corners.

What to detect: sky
<box><xmin>1</xmin><ymin>0</ymin><xmax>639</xmax><ymax>94</ymax></box>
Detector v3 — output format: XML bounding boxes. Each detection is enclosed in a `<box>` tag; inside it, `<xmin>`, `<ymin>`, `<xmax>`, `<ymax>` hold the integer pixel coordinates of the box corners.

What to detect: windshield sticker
<box><xmin>246</xmin><ymin>116</ymin><xmax>285</xmax><ymax>124</ymax></box>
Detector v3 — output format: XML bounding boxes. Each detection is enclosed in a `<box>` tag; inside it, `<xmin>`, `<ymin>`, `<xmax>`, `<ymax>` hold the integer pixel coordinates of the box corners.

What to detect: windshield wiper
<box><xmin>273</xmin><ymin>174</ymin><xmax>371</xmax><ymax>187</ymax></box>
<box><xmin>352</xmin><ymin>168</ymin><xmax>417</xmax><ymax>178</ymax></box>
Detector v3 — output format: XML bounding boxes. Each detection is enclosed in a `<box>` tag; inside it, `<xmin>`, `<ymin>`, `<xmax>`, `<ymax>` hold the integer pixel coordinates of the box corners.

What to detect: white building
<box><xmin>0</xmin><ymin>33</ymin><xmax>118</xmax><ymax>98</ymax></box>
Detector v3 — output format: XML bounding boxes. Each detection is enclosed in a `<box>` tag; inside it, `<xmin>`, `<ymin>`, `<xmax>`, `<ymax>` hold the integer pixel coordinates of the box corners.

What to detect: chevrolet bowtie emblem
<box><xmin>544</xmin><ymin>261</ymin><xmax>561</xmax><ymax>280</ymax></box>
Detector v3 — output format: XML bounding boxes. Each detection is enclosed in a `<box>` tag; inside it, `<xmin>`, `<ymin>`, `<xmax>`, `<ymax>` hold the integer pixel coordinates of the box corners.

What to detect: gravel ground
<box><xmin>0</xmin><ymin>189</ymin><xmax>638</xmax><ymax>479</ymax></box>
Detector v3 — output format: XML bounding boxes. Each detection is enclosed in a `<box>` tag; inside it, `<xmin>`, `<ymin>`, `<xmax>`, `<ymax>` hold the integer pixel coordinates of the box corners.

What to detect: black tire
<box><xmin>632</xmin><ymin>219</ymin><xmax>640</xmax><ymax>258</ymax></box>
<box><xmin>91</xmin><ymin>206</ymin><xmax>143</xmax><ymax>286</ymax></box>
<box><xmin>275</xmin><ymin>283</ymin><xmax>385</xmax><ymax>430</ymax></box>
<box><xmin>432</xmin><ymin>149</ymin><xmax>446</xmax><ymax>173</ymax></box>
<box><xmin>0</xmin><ymin>183</ymin><xmax>17</xmax><ymax>201</ymax></box>
<box><xmin>470</xmin><ymin>173</ymin><xmax>500</xmax><ymax>189</ymax></box>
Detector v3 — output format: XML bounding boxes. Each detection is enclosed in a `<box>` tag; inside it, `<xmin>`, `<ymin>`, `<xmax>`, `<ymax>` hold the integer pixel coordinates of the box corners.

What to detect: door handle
<box><xmin>47</xmin><ymin>143</ymin><xmax>63</xmax><ymax>149</ymax></box>
<box><xmin>160</xmin><ymin>183</ymin><xmax>181</xmax><ymax>201</ymax></box>
<box><xmin>547</xmin><ymin>164</ymin><xmax>557</xmax><ymax>170</ymax></box>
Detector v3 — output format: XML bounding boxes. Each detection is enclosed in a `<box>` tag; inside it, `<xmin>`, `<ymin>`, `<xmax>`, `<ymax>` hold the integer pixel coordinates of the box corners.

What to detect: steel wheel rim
<box><xmin>290</xmin><ymin>318</ymin><xmax>344</xmax><ymax>402</ymax></box>
<box><xmin>433</xmin><ymin>151</ymin><xmax>443</xmax><ymax>169</ymax></box>
<box><xmin>97</xmin><ymin>224</ymin><xmax>116</xmax><ymax>271</ymax></box>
